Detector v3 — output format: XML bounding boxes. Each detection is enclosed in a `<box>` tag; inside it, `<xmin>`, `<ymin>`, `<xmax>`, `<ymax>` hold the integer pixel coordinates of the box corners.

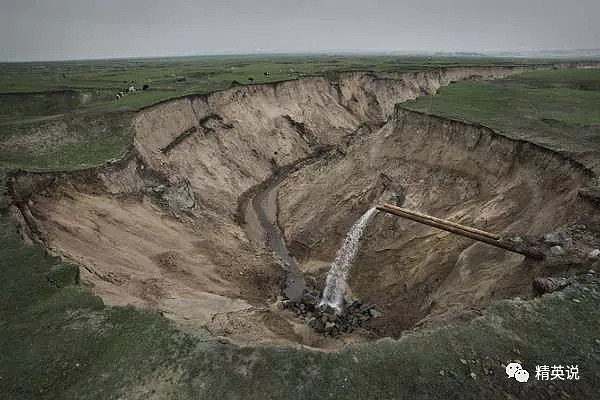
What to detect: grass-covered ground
<box><xmin>0</xmin><ymin>111</ymin><xmax>133</xmax><ymax>171</ymax></box>
<box><xmin>0</xmin><ymin>54</ymin><xmax>558</xmax><ymax>95</ymax></box>
<box><xmin>0</xmin><ymin>54</ymin><xmax>560</xmax><ymax>119</ymax></box>
<box><xmin>403</xmin><ymin>69</ymin><xmax>600</xmax><ymax>171</ymax></box>
<box><xmin>0</xmin><ymin>55</ymin><xmax>458</xmax><ymax>115</ymax></box>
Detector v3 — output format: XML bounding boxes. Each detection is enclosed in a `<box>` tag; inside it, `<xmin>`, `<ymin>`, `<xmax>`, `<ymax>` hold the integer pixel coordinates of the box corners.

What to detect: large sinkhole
<box><xmin>9</xmin><ymin>70</ymin><xmax>595</xmax><ymax>349</ymax></box>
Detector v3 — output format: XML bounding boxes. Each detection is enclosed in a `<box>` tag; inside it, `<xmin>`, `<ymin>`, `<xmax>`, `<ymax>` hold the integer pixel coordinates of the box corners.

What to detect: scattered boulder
<box><xmin>533</xmin><ymin>277</ymin><xmax>570</xmax><ymax>294</ymax></box>
<box><xmin>589</xmin><ymin>249</ymin><xmax>600</xmax><ymax>258</ymax></box>
<box><xmin>543</xmin><ymin>232</ymin><xmax>568</xmax><ymax>246</ymax></box>
<box><xmin>151</xmin><ymin>184</ymin><xmax>165</xmax><ymax>193</ymax></box>
<box><xmin>368</xmin><ymin>308</ymin><xmax>382</xmax><ymax>318</ymax></box>
<box><xmin>550</xmin><ymin>245</ymin><xmax>566</xmax><ymax>256</ymax></box>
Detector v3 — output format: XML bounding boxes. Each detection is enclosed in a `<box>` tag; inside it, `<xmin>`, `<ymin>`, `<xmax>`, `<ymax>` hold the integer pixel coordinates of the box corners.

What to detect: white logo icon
<box><xmin>515</xmin><ymin>369</ymin><xmax>530</xmax><ymax>383</ymax></box>
<box><xmin>506</xmin><ymin>362</ymin><xmax>529</xmax><ymax>383</ymax></box>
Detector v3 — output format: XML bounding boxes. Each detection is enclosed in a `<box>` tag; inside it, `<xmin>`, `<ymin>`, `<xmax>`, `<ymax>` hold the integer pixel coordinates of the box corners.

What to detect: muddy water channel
<box><xmin>251</xmin><ymin>181</ymin><xmax>306</xmax><ymax>301</ymax></box>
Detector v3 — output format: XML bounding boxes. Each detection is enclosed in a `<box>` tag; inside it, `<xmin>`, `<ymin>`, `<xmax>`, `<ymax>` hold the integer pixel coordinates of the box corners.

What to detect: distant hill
<box><xmin>434</xmin><ymin>51</ymin><xmax>486</xmax><ymax>57</ymax></box>
<box><xmin>489</xmin><ymin>49</ymin><xmax>600</xmax><ymax>58</ymax></box>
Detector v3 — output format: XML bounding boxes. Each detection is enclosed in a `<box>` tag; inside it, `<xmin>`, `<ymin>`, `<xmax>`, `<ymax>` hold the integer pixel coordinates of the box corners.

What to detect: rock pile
<box><xmin>281</xmin><ymin>289</ymin><xmax>380</xmax><ymax>336</ymax></box>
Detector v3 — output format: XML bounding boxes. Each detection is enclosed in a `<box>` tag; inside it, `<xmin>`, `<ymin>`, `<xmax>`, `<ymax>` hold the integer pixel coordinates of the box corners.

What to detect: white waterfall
<box><xmin>319</xmin><ymin>207</ymin><xmax>378</xmax><ymax>312</ymax></box>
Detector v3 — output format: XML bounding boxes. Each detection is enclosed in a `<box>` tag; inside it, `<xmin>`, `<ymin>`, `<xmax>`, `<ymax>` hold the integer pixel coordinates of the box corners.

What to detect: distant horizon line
<box><xmin>3</xmin><ymin>48</ymin><xmax>600</xmax><ymax>63</ymax></box>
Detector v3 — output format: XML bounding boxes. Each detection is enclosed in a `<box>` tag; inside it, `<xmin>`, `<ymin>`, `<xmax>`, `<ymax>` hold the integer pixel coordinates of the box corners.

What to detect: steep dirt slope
<box><xmin>276</xmin><ymin>107</ymin><xmax>596</xmax><ymax>336</ymax></box>
<box><xmin>9</xmin><ymin>64</ymin><xmax>599</xmax><ymax>347</ymax></box>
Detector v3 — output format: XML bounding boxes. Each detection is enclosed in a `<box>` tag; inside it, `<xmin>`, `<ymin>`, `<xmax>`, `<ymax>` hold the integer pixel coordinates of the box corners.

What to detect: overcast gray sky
<box><xmin>1</xmin><ymin>0</ymin><xmax>598</xmax><ymax>61</ymax></box>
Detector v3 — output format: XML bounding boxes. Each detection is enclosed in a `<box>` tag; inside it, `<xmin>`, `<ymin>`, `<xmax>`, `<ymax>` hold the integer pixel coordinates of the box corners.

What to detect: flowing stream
<box><xmin>320</xmin><ymin>207</ymin><xmax>378</xmax><ymax>311</ymax></box>
<box><xmin>252</xmin><ymin>186</ymin><xmax>306</xmax><ymax>301</ymax></box>
<box><xmin>243</xmin><ymin>150</ymin><xmax>336</xmax><ymax>302</ymax></box>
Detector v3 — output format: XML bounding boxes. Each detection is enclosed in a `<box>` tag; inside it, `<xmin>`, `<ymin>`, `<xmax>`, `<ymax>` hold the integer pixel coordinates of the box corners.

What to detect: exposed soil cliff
<box><xmin>9</xmin><ymin>64</ymin><xmax>600</xmax><ymax>348</ymax></box>
<box><xmin>276</xmin><ymin>107</ymin><xmax>596</xmax><ymax>336</ymax></box>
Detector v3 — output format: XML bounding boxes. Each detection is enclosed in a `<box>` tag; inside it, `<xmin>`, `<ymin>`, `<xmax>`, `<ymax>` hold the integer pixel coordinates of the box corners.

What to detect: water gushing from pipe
<box><xmin>319</xmin><ymin>207</ymin><xmax>378</xmax><ymax>312</ymax></box>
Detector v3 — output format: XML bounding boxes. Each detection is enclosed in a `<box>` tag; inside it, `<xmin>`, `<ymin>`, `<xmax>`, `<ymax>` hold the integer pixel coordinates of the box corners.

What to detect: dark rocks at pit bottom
<box><xmin>282</xmin><ymin>289</ymin><xmax>381</xmax><ymax>336</ymax></box>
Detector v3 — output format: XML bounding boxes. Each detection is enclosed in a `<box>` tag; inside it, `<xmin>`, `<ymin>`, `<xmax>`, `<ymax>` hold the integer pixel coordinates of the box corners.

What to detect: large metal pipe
<box><xmin>376</xmin><ymin>203</ymin><xmax>544</xmax><ymax>259</ymax></box>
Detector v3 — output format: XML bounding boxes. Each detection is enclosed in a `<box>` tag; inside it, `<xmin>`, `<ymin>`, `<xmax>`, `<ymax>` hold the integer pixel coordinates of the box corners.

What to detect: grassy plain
<box><xmin>0</xmin><ymin>54</ymin><xmax>561</xmax><ymax>120</ymax></box>
<box><xmin>404</xmin><ymin>69</ymin><xmax>600</xmax><ymax>171</ymax></box>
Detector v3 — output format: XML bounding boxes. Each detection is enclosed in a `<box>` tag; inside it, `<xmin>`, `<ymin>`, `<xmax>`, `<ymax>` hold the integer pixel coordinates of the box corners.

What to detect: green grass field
<box><xmin>1</xmin><ymin>55</ymin><xmax>560</xmax><ymax>118</ymax></box>
<box><xmin>403</xmin><ymin>69</ymin><xmax>600</xmax><ymax>170</ymax></box>
<box><xmin>0</xmin><ymin>111</ymin><xmax>133</xmax><ymax>171</ymax></box>
<box><xmin>0</xmin><ymin>54</ymin><xmax>558</xmax><ymax>93</ymax></box>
